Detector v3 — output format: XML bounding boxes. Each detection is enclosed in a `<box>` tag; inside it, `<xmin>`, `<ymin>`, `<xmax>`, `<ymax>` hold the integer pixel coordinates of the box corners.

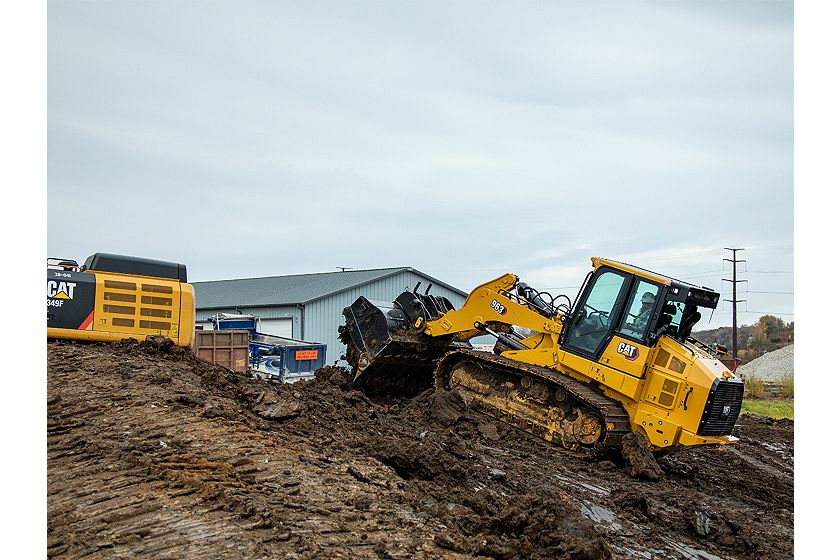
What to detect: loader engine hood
<box><xmin>655</xmin><ymin>338</ymin><xmax>743</xmax><ymax>441</ymax></box>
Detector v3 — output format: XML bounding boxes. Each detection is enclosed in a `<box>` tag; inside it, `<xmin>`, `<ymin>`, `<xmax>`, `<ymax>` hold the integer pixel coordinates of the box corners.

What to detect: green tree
<box><xmin>748</xmin><ymin>319</ymin><xmax>770</xmax><ymax>356</ymax></box>
<box><xmin>758</xmin><ymin>315</ymin><xmax>786</xmax><ymax>337</ymax></box>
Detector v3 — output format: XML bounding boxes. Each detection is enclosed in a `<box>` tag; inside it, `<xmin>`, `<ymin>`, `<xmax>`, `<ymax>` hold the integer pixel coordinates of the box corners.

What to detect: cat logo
<box><xmin>48</xmin><ymin>280</ymin><xmax>77</xmax><ymax>300</ymax></box>
<box><xmin>617</xmin><ymin>341</ymin><xmax>639</xmax><ymax>361</ymax></box>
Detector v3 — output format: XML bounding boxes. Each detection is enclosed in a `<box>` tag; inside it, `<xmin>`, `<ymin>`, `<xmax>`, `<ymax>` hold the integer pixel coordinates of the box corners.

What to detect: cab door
<box><xmin>562</xmin><ymin>268</ymin><xmax>630</xmax><ymax>359</ymax></box>
<box><xmin>600</xmin><ymin>277</ymin><xmax>663</xmax><ymax>378</ymax></box>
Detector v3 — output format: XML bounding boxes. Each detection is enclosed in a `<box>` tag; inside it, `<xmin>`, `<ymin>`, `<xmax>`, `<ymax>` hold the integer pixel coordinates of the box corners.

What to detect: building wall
<box><xmin>304</xmin><ymin>270</ymin><xmax>470</xmax><ymax>365</ymax></box>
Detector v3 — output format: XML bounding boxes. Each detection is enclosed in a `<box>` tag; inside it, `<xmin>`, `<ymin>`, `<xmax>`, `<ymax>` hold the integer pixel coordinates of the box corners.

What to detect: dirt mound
<box><xmin>48</xmin><ymin>340</ymin><xmax>793</xmax><ymax>559</ymax></box>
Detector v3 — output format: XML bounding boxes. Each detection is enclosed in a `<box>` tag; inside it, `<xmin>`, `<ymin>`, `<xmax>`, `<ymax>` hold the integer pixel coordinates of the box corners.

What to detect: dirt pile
<box><xmin>48</xmin><ymin>339</ymin><xmax>793</xmax><ymax>559</ymax></box>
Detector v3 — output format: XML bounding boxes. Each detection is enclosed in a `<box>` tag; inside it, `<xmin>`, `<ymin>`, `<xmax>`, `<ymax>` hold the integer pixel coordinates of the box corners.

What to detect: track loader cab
<box><xmin>561</xmin><ymin>258</ymin><xmax>718</xmax><ymax>360</ymax></box>
<box><xmin>556</xmin><ymin>258</ymin><xmax>743</xmax><ymax>447</ymax></box>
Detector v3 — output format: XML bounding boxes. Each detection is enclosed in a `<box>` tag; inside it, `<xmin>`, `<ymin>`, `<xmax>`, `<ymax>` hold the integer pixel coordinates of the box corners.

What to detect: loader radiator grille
<box><xmin>697</xmin><ymin>379</ymin><xmax>744</xmax><ymax>436</ymax></box>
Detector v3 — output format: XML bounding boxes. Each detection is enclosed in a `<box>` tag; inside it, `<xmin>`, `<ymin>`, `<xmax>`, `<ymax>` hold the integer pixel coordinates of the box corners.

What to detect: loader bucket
<box><xmin>340</xmin><ymin>295</ymin><xmax>464</xmax><ymax>396</ymax></box>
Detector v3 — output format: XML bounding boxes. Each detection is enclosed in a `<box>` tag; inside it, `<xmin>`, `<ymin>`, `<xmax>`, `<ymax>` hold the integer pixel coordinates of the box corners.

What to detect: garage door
<box><xmin>259</xmin><ymin>318</ymin><xmax>293</xmax><ymax>339</ymax></box>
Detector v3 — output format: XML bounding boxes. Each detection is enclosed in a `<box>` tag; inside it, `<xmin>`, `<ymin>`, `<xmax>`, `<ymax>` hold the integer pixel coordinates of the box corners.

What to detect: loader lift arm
<box><xmin>422</xmin><ymin>273</ymin><xmax>565</xmax><ymax>345</ymax></box>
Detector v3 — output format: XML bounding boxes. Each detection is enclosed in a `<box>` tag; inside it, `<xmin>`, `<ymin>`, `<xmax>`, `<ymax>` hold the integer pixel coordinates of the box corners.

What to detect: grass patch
<box><xmin>743</xmin><ymin>374</ymin><xmax>793</xmax><ymax>399</ymax></box>
<box><xmin>778</xmin><ymin>374</ymin><xmax>794</xmax><ymax>398</ymax></box>
<box><xmin>741</xmin><ymin>398</ymin><xmax>794</xmax><ymax>420</ymax></box>
<box><xmin>744</xmin><ymin>377</ymin><xmax>768</xmax><ymax>398</ymax></box>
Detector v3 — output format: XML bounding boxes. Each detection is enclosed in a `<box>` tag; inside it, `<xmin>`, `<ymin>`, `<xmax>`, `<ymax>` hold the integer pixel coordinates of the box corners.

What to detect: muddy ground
<box><xmin>47</xmin><ymin>339</ymin><xmax>793</xmax><ymax>559</ymax></box>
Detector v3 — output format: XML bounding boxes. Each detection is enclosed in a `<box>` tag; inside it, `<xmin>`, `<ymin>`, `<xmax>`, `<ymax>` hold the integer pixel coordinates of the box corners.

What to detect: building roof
<box><xmin>193</xmin><ymin>267</ymin><xmax>468</xmax><ymax>309</ymax></box>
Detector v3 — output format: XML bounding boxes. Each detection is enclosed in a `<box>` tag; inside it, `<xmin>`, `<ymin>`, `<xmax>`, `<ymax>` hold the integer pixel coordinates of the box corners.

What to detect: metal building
<box><xmin>192</xmin><ymin>267</ymin><xmax>469</xmax><ymax>365</ymax></box>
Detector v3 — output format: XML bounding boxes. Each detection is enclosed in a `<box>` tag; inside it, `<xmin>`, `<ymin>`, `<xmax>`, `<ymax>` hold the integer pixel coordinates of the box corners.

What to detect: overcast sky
<box><xmin>47</xmin><ymin>0</ymin><xmax>793</xmax><ymax>329</ymax></box>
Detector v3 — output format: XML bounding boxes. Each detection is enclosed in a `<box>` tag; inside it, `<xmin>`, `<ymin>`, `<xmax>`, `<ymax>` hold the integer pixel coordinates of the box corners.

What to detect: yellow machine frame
<box><xmin>422</xmin><ymin>258</ymin><xmax>739</xmax><ymax>448</ymax></box>
<box><xmin>48</xmin><ymin>268</ymin><xmax>195</xmax><ymax>348</ymax></box>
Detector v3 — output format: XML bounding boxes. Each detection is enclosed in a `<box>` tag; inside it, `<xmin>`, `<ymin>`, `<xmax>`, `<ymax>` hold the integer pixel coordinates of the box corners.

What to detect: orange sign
<box><xmin>295</xmin><ymin>349</ymin><xmax>319</xmax><ymax>360</ymax></box>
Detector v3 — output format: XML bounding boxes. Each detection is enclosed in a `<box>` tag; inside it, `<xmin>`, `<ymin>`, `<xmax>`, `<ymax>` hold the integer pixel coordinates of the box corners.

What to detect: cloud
<box><xmin>47</xmin><ymin>0</ymin><xmax>793</xmax><ymax>327</ymax></box>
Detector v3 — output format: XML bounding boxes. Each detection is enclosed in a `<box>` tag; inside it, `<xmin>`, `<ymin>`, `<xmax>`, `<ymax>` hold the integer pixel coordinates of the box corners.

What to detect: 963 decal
<box><xmin>490</xmin><ymin>299</ymin><xmax>507</xmax><ymax>315</ymax></box>
<box><xmin>617</xmin><ymin>341</ymin><xmax>639</xmax><ymax>361</ymax></box>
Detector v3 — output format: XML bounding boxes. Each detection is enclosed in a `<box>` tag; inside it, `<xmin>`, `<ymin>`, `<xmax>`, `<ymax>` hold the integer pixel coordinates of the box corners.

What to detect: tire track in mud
<box><xmin>47</xmin><ymin>340</ymin><xmax>441</xmax><ymax>559</ymax></box>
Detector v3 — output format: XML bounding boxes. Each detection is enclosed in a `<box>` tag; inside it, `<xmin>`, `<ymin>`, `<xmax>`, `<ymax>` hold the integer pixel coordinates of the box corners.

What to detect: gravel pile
<box><xmin>737</xmin><ymin>344</ymin><xmax>794</xmax><ymax>382</ymax></box>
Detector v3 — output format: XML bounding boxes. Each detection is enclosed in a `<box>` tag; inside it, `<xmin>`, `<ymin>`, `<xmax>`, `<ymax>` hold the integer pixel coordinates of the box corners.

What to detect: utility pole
<box><xmin>722</xmin><ymin>248</ymin><xmax>747</xmax><ymax>364</ymax></box>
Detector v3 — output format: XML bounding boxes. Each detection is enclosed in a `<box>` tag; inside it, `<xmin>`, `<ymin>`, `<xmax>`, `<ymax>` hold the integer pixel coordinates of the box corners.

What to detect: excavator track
<box><xmin>434</xmin><ymin>349</ymin><xmax>632</xmax><ymax>450</ymax></box>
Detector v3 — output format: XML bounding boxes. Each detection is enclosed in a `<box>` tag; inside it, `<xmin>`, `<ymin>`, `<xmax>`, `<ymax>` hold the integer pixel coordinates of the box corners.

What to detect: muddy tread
<box><xmin>434</xmin><ymin>349</ymin><xmax>632</xmax><ymax>448</ymax></box>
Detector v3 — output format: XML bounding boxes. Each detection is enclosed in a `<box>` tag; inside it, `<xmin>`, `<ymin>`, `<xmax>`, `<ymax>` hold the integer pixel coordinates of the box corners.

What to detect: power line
<box><xmin>744</xmin><ymin>270</ymin><xmax>794</xmax><ymax>274</ymax></box>
<box><xmin>746</xmin><ymin>290</ymin><xmax>794</xmax><ymax>295</ymax></box>
<box><xmin>627</xmin><ymin>247</ymin><xmax>790</xmax><ymax>268</ymax></box>
<box><xmin>679</xmin><ymin>269</ymin><xmax>725</xmax><ymax>278</ymax></box>
<box><xmin>745</xmin><ymin>246</ymin><xmax>794</xmax><ymax>253</ymax></box>
<box><xmin>629</xmin><ymin>249</ymin><xmax>723</xmax><ymax>262</ymax></box>
<box><xmin>539</xmin><ymin>269</ymin><xmax>725</xmax><ymax>291</ymax></box>
<box><xmin>542</xmin><ymin>267</ymin><xmax>723</xmax><ymax>284</ymax></box>
<box><xmin>743</xmin><ymin>309</ymin><xmax>795</xmax><ymax>316</ymax></box>
<box><xmin>681</xmin><ymin>273</ymin><xmax>726</xmax><ymax>280</ymax></box>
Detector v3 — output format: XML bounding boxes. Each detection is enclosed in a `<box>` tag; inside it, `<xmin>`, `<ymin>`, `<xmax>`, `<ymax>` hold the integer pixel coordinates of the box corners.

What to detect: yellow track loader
<box><xmin>340</xmin><ymin>257</ymin><xmax>743</xmax><ymax>450</ymax></box>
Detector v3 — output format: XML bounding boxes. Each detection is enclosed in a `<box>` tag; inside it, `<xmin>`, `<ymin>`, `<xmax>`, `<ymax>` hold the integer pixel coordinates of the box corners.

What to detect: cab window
<box><xmin>564</xmin><ymin>270</ymin><xmax>627</xmax><ymax>355</ymax></box>
<box><xmin>617</xmin><ymin>279</ymin><xmax>661</xmax><ymax>341</ymax></box>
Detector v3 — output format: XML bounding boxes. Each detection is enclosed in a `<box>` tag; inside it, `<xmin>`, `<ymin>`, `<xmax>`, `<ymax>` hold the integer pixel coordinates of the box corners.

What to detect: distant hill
<box><xmin>692</xmin><ymin>314</ymin><xmax>794</xmax><ymax>366</ymax></box>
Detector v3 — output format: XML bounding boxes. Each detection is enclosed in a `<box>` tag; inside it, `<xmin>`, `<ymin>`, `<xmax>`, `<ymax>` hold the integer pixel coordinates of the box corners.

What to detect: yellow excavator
<box><xmin>47</xmin><ymin>253</ymin><xmax>195</xmax><ymax>348</ymax></box>
<box><xmin>340</xmin><ymin>257</ymin><xmax>743</xmax><ymax>450</ymax></box>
